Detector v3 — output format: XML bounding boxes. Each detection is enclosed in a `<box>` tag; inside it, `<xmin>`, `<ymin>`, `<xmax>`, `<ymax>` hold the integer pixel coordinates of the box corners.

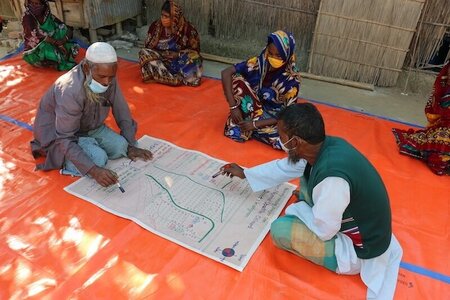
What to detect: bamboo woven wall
<box><xmin>405</xmin><ymin>0</ymin><xmax>450</xmax><ymax>69</ymax></box>
<box><xmin>0</xmin><ymin>0</ymin><xmax>16</xmax><ymax>19</ymax></box>
<box><xmin>309</xmin><ymin>0</ymin><xmax>425</xmax><ymax>86</ymax></box>
<box><xmin>212</xmin><ymin>0</ymin><xmax>319</xmax><ymax>68</ymax></box>
<box><xmin>145</xmin><ymin>0</ymin><xmax>320</xmax><ymax>69</ymax></box>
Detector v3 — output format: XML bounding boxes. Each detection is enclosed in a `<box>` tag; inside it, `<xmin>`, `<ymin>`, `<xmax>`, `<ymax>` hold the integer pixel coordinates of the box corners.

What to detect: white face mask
<box><xmin>279</xmin><ymin>136</ymin><xmax>295</xmax><ymax>153</ymax></box>
<box><xmin>87</xmin><ymin>73</ymin><xmax>109</xmax><ymax>94</ymax></box>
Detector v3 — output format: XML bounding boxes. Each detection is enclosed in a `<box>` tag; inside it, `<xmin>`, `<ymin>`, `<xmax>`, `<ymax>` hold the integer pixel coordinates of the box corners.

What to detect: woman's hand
<box><xmin>55</xmin><ymin>36</ymin><xmax>68</xmax><ymax>47</ymax></box>
<box><xmin>44</xmin><ymin>36</ymin><xmax>56</xmax><ymax>45</ymax></box>
<box><xmin>230</xmin><ymin>108</ymin><xmax>243</xmax><ymax>124</ymax></box>
<box><xmin>221</xmin><ymin>66</ymin><xmax>241</xmax><ymax>120</ymax></box>
<box><xmin>238</xmin><ymin>120</ymin><xmax>256</xmax><ymax>132</ymax></box>
<box><xmin>58</xmin><ymin>45</ymin><xmax>68</xmax><ymax>58</ymax></box>
<box><xmin>164</xmin><ymin>50</ymin><xmax>179</xmax><ymax>59</ymax></box>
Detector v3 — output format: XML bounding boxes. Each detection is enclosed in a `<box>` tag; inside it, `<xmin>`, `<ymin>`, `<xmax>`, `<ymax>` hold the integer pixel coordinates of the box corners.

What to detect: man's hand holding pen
<box><xmin>212</xmin><ymin>163</ymin><xmax>246</xmax><ymax>179</ymax></box>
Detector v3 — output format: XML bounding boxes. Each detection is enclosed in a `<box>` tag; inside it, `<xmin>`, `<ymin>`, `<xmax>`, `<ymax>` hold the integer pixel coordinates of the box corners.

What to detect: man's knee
<box><xmin>78</xmin><ymin>137</ymin><xmax>108</xmax><ymax>167</ymax></box>
<box><xmin>107</xmin><ymin>135</ymin><xmax>128</xmax><ymax>159</ymax></box>
<box><xmin>90</xmin><ymin>149</ymin><xmax>108</xmax><ymax>167</ymax></box>
<box><xmin>270</xmin><ymin>216</ymin><xmax>295</xmax><ymax>250</ymax></box>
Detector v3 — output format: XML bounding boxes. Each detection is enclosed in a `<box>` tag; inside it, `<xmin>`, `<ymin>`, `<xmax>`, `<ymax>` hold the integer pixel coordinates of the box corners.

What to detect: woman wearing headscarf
<box><xmin>392</xmin><ymin>62</ymin><xmax>450</xmax><ymax>175</ymax></box>
<box><xmin>22</xmin><ymin>0</ymin><xmax>78</xmax><ymax>71</ymax></box>
<box><xmin>138</xmin><ymin>0</ymin><xmax>202</xmax><ymax>86</ymax></box>
<box><xmin>221</xmin><ymin>30</ymin><xmax>301</xmax><ymax>149</ymax></box>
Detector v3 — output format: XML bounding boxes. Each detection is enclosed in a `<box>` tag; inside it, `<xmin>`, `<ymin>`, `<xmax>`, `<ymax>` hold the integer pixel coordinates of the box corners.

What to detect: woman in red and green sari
<box><xmin>22</xmin><ymin>0</ymin><xmax>78</xmax><ymax>71</ymax></box>
<box><xmin>392</xmin><ymin>62</ymin><xmax>450</xmax><ymax>175</ymax></box>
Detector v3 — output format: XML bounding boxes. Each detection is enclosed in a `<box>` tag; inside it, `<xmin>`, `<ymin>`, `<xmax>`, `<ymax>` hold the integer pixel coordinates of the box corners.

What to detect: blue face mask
<box><xmin>87</xmin><ymin>74</ymin><xmax>109</xmax><ymax>94</ymax></box>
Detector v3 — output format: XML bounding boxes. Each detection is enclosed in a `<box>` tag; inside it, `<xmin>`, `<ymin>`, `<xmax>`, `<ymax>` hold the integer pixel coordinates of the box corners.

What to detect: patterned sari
<box><xmin>138</xmin><ymin>0</ymin><xmax>202</xmax><ymax>86</ymax></box>
<box><xmin>22</xmin><ymin>0</ymin><xmax>78</xmax><ymax>71</ymax></box>
<box><xmin>224</xmin><ymin>31</ymin><xmax>301</xmax><ymax>149</ymax></box>
<box><xmin>392</xmin><ymin>62</ymin><xmax>450</xmax><ymax>175</ymax></box>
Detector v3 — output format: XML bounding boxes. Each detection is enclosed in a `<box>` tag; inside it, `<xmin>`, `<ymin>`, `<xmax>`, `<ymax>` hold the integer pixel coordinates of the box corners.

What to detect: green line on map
<box><xmin>153</xmin><ymin>164</ymin><xmax>225</xmax><ymax>222</ymax></box>
<box><xmin>145</xmin><ymin>174</ymin><xmax>215</xmax><ymax>243</ymax></box>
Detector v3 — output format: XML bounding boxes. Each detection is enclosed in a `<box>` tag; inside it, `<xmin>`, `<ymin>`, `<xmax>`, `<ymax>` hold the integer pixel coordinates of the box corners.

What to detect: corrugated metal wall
<box><xmin>86</xmin><ymin>0</ymin><xmax>141</xmax><ymax>29</ymax></box>
<box><xmin>6</xmin><ymin>0</ymin><xmax>141</xmax><ymax>30</ymax></box>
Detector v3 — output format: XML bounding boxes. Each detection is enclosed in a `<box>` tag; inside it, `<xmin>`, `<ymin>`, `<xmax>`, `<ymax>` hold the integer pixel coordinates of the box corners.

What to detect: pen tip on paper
<box><xmin>117</xmin><ymin>182</ymin><xmax>125</xmax><ymax>193</ymax></box>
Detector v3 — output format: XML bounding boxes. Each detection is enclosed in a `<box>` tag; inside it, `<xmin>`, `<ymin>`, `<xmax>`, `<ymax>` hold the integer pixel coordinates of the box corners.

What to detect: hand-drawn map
<box><xmin>64</xmin><ymin>135</ymin><xmax>295</xmax><ymax>271</ymax></box>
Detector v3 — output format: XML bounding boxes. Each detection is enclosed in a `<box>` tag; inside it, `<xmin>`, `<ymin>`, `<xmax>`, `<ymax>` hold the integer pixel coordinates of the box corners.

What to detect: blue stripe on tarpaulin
<box><xmin>0</xmin><ymin>42</ymin><xmax>24</xmax><ymax>62</ymax></box>
<box><xmin>74</xmin><ymin>38</ymin><xmax>89</xmax><ymax>50</ymax></box>
<box><xmin>1</xmin><ymin>112</ymin><xmax>449</xmax><ymax>285</ymax></box>
<box><xmin>400</xmin><ymin>262</ymin><xmax>450</xmax><ymax>284</ymax></box>
<box><xmin>0</xmin><ymin>114</ymin><xmax>32</xmax><ymax>131</ymax></box>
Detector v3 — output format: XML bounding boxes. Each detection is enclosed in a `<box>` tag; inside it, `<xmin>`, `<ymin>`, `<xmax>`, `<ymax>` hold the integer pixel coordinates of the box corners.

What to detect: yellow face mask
<box><xmin>267</xmin><ymin>56</ymin><xmax>284</xmax><ymax>69</ymax></box>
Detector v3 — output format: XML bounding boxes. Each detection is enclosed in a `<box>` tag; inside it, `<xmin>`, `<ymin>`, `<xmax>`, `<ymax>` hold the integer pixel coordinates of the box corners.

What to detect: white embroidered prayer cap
<box><xmin>85</xmin><ymin>42</ymin><xmax>117</xmax><ymax>63</ymax></box>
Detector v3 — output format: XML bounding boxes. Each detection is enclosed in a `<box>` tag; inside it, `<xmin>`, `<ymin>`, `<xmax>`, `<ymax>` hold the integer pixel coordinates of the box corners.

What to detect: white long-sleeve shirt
<box><xmin>244</xmin><ymin>158</ymin><xmax>403</xmax><ymax>300</ymax></box>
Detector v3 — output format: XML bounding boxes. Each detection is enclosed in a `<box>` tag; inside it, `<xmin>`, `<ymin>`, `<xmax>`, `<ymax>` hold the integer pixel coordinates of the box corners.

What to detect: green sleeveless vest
<box><xmin>301</xmin><ymin>136</ymin><xmax>392</xmax><ymax>259</ymax></box>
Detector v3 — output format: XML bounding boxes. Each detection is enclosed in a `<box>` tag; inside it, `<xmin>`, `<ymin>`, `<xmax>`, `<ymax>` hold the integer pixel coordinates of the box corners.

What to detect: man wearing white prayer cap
<box><xmin>31</xmin><ymin>42</ymin><xmax>153</xmax><ymax>187</ymax></box>
<box><xmin>85</xmin><ymin>41</ymin><xmax>117</xmax><ymax>63</ymax></box>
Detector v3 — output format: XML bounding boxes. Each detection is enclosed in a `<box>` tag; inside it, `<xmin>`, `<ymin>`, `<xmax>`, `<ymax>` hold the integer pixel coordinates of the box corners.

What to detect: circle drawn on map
<box><xmin>222</xmin><ymin>248</ymin><xmax>235</xmax><ymax>257</ymax></box>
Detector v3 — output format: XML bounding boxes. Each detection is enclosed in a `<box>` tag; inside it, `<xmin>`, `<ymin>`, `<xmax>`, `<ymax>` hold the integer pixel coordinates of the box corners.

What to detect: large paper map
<box><xmin>64</xmin><ymin>135</ymin><xmax>295</xmax><ymax>271</ymax></box>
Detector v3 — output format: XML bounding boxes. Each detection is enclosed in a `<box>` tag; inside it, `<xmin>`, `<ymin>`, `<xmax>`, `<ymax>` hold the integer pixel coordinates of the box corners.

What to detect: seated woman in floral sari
<box><xmin>22</xmin><ymin>0</ymin><xmax>78</xmax><ymax>71</ymax></box>
<box><xmin>222</xmin><ymin>30</ymin><xmax>300</xmax><ymax>149</ymax></box>
<box><xmin>221</xmin><ymin>30</ymin><xmax>301</xmax><ymax>149</ymax></box>
<box><xmin>139</xmin><ymin>0</ymin><xmax>202</xmax><ymax>86</ymax></box>
<box><xmin>392</xmin><ymin>61</ymin><xmax>450</xmax><ymax>175</ymax></box>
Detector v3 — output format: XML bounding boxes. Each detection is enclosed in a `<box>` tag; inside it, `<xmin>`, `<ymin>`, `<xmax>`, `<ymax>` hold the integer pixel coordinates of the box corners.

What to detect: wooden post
<box><xmin>136</xmin><ymin>14</ymin><xmax>143</xmax><ymax>27</ymax></box>
<box><xmin>116</xmin><ymin>22</ymin><xmax>123</xmax><ymax>36</ymax></box>
<box><xmin>402</xmin><ymin>0</ymin><xmax>427</xmax><ymax>95</ymax></box>
<box><xmin>307</xmin><ymin>0</ymin><xmax>323</xmax><ymax>73</ymax></box>
<box><xmin>89</xmin><ymin>28</ymin><xmax>98</xmax><ymax>43</ymax></box>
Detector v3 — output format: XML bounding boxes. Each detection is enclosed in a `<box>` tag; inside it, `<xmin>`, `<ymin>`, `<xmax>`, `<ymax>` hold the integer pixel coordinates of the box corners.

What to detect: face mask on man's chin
<box><xmin>278</xmin><ymin>136</ymin><xmax>295</xmax><ymax>153</ymax></box>
<box><xmin>277</xmin><ymin>137</ymin><xmax>300</xmax><ymax>164</ymax></box>
<box><xmin>86</xmin><ymin>73</ymin><xmax>109</xmax><ymax>94</ymax></box>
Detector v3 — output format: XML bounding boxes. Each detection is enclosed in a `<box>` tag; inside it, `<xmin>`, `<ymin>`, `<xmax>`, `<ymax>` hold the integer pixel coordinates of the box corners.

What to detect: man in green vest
<box><xmin>220</xmin><ymin>103</ymin><xmax>402</xmax><ymax>300</ymax></box>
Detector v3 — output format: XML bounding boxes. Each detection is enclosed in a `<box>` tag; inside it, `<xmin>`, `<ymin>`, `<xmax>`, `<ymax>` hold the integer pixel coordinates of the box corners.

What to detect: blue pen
<box><xmin>116</xmin><ymin>182</ymin><xmax>125</xmax><ymax>193</ymax></box>
<box><xmin>113</xmin><ymin>171</ymin><xmax>125</xmax><ymax>193</ymax></box>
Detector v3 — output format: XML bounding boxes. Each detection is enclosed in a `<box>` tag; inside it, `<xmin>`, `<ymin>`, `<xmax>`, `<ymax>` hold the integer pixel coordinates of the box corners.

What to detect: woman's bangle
<box><xmin>229</xmin><ymin>103</ymin><xmax>240</xmax><ymax>110</ymax></box>
<box><xmin>252</xmin><ymin>120</ymin><xmax>258</xmax><ymax>129</ymax></box>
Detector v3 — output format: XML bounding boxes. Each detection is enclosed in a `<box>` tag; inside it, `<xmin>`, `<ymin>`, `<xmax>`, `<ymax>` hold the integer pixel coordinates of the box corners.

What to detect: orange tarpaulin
<box><xmin>0</xmin><ymin>54</ymin><xmax>449</xmax><ymax>299</ymax></box>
